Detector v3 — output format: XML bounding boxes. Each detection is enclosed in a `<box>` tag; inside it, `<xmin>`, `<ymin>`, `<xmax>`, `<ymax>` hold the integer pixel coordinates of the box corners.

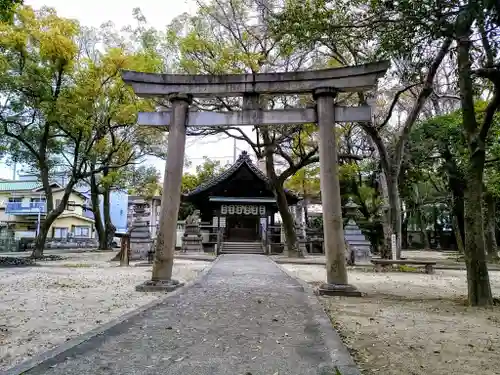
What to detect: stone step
<box><xmin>221</xmin><ymin>242</ymin><xmax>264</xmax><ymax>254</ymax></box>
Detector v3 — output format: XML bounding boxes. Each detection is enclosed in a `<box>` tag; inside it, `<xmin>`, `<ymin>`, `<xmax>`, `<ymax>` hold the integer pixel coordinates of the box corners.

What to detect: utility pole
<box><xmin>233</xmin><ymin>138</ymin><xmax>237</xmax><ymax>162</ymax></box>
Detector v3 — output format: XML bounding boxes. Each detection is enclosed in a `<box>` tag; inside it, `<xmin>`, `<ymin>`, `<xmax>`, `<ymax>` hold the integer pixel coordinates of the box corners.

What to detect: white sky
<box><xmin>0</xmin><ymin>0</ymin><xmax>254</xmax><ymax>180</ymax></box>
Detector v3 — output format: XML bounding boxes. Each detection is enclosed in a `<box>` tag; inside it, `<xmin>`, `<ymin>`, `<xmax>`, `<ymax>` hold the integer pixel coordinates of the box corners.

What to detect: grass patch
<box><xmin>397</xmin><ymin>264</ymin><xmax>419</xmax><ymax>273</ymax></box>
<box><xmin>60</xmin><ymin>263</ymin><xmax>93</xmax><ymax>268</ymax></box>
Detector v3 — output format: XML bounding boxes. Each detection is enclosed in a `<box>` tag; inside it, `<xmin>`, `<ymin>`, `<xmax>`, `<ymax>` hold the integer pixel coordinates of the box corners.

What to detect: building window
<box><xmin>67</xmin><ymin>201</ymin><xmax>75</xmax><ymax>211</ymax></box>
<box><xmin>73</xmin><ymin>226</ymin><xmax>90</xmax><ymax>238</ymax></box>
<box><xmin>55</xmin><ymin>199</ymin><xmax>61</xmax><ymax>208</ymax></box>
<box><xmin>30</xmin><ymin>197</ymin><xmax>46</xmax><ymax>203</ymax></box>
<box><xmin>54</xmin><ymin>227</ymin><xmax>68</xmax><ymax>238</ymax></box>
<box><xmin>8</xmin><ymin>197</ymin><xmax>23</xmax><ymax>203</ymax></box>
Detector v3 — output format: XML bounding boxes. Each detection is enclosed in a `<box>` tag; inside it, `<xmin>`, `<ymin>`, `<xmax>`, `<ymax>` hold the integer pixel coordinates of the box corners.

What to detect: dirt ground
<box><xmin>282</xmin><ymin>264</ymin><xmax>500</xmax><ymax>375</ymax></box>
<box><xmin>0</xmin><ymin>252</ymin><xmax>209</xmax><ymax>371</ymax></box>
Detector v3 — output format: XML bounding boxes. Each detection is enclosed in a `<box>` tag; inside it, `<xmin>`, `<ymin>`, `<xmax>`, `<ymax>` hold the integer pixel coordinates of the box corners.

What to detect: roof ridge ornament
<box><xmin>238</xmin><ymin>151</ymin><xmax>251</xmax><ymax>161</ymax></box>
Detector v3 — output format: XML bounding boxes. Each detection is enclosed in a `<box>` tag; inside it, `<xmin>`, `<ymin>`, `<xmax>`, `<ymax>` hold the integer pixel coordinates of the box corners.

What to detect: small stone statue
<box><xmin>181</xmin><ymin>210</ymin><xmax>203</xmax><ymax>252</ymax></box>
<box><xmin>185</xmin><ymin>210</ymin><xmax>200</xmax><ymax>225</ymax></box>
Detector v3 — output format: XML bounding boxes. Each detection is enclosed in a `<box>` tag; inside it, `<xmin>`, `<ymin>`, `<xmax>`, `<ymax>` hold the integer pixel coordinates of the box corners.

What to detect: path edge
<box><xmin>1</xmin><ymin>256</ymin><xmax>222</xmax><ymax>375</ymax></box>
<box><xmin>272</xmin><ymin>260</ymin><xmax>362</xmax><ymax>375</ymax></box>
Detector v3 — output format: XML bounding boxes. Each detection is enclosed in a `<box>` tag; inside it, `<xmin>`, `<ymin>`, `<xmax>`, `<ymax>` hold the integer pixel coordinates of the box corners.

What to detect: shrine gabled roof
<box><xmin>183</xmin><ymin>151</ymin><xmax>300</xmax><ymax>201</ymax></box>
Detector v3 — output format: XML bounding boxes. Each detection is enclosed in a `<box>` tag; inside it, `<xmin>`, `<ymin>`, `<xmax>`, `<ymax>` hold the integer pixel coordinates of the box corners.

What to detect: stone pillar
<box><xmin>136</xmin><ymin>94</ymin><xmax>192</xmax><ymax>292</ymax></box>
<box><xmin>294</xmin><ymin>202</ymin><xmax>307</xmax><ymax>254</ymax></box>
<box><xmin>295</xmin><ymin>202</ymin><xmax>306</xmax><ymax>237</ymax></box>
<box><xmin>129</xmin><ymin>201</ymin><xmax>152</xmax><ymax>260</ymax></box>
<box><xmin>314</xmin><ymin>88</ymin><xmax>360</xmax><ymax>296</ymax></box>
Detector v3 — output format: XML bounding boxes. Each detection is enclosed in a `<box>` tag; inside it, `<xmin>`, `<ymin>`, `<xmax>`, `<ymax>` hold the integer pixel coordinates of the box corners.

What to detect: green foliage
<box><xmin>178</xmin><ymin>157</ymin><xmax>227</xmax><ymax>219</ymax></box>
<box><xmin>407</xmin><ymin>101</ymin><xmax>500</xmax><ymax>197</ymax></box>
<box><xmin>181</xmin><ymin>157</ymin><xmax>227</xmax><ymax>193</ymax></box>
<box><xmin>285</xmin><ymin>164</ymin><xmax>320</xmax><ymax>199</ymax></box>
<box><xmin>0</xmin><ymin>0</ymin><xmax>21</xmax><ymax>22</ymax></box>
<box><xmin>123</xmin><ymin>166</ymin><xmax>161</xmax><ymax>198</ymax></box>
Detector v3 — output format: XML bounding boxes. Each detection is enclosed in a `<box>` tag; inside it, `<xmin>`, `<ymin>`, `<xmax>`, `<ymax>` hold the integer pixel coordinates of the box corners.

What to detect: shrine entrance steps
<box><xmin>220</xmin><ymin>241</ymin><xmax>264</xmax><ymax>254</ymax></box>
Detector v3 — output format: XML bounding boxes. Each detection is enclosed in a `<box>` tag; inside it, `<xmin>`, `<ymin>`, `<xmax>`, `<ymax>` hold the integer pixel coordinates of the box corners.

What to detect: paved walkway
<box><xmin>25</xmin><ymin>255</ymin><xmax>359</xmax><ymax>375</ymax></box>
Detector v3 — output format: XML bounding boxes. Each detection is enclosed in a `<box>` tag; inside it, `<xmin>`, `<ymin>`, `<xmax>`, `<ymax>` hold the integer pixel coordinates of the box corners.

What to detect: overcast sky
<box><xmin>0</xmin><ymin>0</ymin><xmax>253</xmax><ymax>180</ymax></box>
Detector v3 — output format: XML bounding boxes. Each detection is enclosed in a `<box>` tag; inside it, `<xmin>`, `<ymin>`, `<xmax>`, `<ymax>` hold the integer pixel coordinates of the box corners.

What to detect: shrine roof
<box><xmin>183</xmin><ymin>151</ymin><xmax>300</xmax><ymax>202</ymax></box>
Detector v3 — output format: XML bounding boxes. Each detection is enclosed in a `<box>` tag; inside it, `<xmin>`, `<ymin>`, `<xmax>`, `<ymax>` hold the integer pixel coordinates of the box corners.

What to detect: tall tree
<box><xmin>0</xmin><ymin>6</ymin><xmax>157</xmax><ymax>256</ymax></box>
<box><xmin>166</xmin><ymin>0</ymin><xmax>324</xmax><ymax>257</ymax></box>
<box><xmin>271</xmin><ymin>0</ymin><xmax>452</xmax><ymax>259</ymax></box>
<box><xmin>369</xmin><ymin>0</ymin><xmax>500</xmax><ymax>305</ymax></box>
<box><xmin>73</xmin><ymin>17</ymin><xmax>165</xmax><ymax>250</ymax></box>
<box><xmin>0</xmin><ymin>6</ymin><xmax>83</xmax><ymax>257</ymax></box>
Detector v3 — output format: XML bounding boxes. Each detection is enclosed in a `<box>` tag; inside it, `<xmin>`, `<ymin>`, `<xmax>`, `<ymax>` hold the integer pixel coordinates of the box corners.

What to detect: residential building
<box><xmin>17</xmin><ymin>171</ymin><xmax>128</xmax><ymax>236</ymax></box>
<box><xmin>0</xmin><ymin>180</ymin><xmax>94</xmax><ymax>240</ymax></box>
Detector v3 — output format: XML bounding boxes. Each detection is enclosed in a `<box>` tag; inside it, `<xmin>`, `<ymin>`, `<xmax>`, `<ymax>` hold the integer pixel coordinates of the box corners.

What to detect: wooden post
<box><xmin>119</xmin><ymin>235</ymin><xmax>129</xmax><ymax>267</ymax></box>
<box><xmin>314</xmin><ymin>88</ymin><xmax>360</xmax><ymax>296</ymax></box>
<box><xmin>137</xmin><ymin>94</ymin><xmax>191</xmax><ymax>292</ymax></box>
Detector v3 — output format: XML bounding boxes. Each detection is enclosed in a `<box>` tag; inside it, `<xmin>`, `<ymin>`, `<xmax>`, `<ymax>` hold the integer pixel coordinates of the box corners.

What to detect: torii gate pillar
<box><xmin>315</xmin><ymin>88</ymin><xmax>360</xmax><ymax>296</ymax></box>
<box><xmin>136</xmin><ymin>94</ymin><xmax>192</xmax><ymax>292</ymax></box>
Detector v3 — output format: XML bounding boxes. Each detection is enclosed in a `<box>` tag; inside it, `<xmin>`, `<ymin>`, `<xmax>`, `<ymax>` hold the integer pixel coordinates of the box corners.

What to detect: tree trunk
<box><xmin>378</xmin><ymin>172</ymin><xmax>392</xmax><ymax>259</ymax></box>
<box><xmin>103</xmin><ymin>186</ymin><xmax>115</xmax><ymax>249</ymax></box>
<box><xmin>90</xmin><ymin>172</ymin><xmax>106</xmax><ymax>250</ymax></box>
<box><xmin>262</xmin><ymin>141</ymin><xmax>302</xmax><ymax>258</ymax></box>
<box><xmin>463</xmin><ymin>157</ymin><xmax>493</xmax><ymax>306</ymax></box>
<box><xmin>452</xmin><ymin>215</ymin><xmax>465</xmax><ymax>254</ymax></box>
<box><xmin>402</xmin><ymin>213</ymin><xmax>409</xmax><ymax>249</ymax></box>
<box><xmin>452</xmin><ymin>191</ymin><xmax>466</xmax><ymax>247</ymax></box>
<box><xmin>484</xmin><ymin>192</ymin><xmax>499</xmax><ymax>260</ymax></box>
<box><xmin>456</xmin><ymin>19</ymin><xmax>493</xmax><ymax>306</ymax></box>
<box><xmin>416</xmin><ymin>206</ymin><xmax>430</xmax><ymax>249</ymax></box>
<box><xmin>275</xmin><ymin>182</ymin><xmax>302</xmax><ymax>258</ymax></box>
<box><xmin>382</xmin><ymin>172</ymin><xmax>402</xmax><ymax>259</ymax></box>
<box><xmin>432</xmin><ymin>205</ymin><xmax>439</xmax><ymax>249</ymax></box>
<box><xmin>443</xmin><ymin>147</ymin><xmax>466</xmax><ymax>246</ymax></box>
<box><xmin>32</xmin><ymin>216</ymin><xmax>53</xmax><ymax>259</ymax></box>
<box><xmin>31</xmin><ymin>173</ymin><xmax>74</xmax><ymax>258</ymax></box>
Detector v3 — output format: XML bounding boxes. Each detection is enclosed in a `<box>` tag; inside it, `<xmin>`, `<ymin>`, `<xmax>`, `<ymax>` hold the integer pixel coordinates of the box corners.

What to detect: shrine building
<box><xmin>182</xmin><ymin>151</ymin><xmax>300</xmax><ymax>249</ymax></box>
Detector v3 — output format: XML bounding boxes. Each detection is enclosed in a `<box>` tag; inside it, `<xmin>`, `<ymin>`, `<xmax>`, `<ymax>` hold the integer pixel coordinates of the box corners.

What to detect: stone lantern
<box><xmin>344</xmin><ymin>197</ymin><xmax>360</xmax><ymax>223</ymax></box>
<box><xmin>343</xmin><ymin>197</ymin><xmax>372</xmax><ymax>264</ymax></box>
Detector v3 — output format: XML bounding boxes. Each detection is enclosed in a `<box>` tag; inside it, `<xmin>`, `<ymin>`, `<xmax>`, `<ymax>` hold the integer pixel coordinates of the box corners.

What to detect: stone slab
<box><xmin>16</xmin><ymin>255</ymin><xmax>361</xmax><ymax>375</ymax></box>
<box><xmin>135</xmin><ymin>279</ymin><xmax>185</xmax><ymax>292</ymax></box>
<box><xmin>316</xmin><ymin>283</ymin><xmax>363</xmax><ymax>297</ymax></box>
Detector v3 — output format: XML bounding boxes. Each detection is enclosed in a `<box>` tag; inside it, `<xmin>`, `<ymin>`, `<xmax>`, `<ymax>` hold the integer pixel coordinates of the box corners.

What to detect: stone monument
<box><xmin>343</xmin><ymin>197</ymin><xmax>372</xmax><ymax>264</ymax></box>
<box><xmin>181</xmin><ymin>210</ymin><xmax>203</xmax><ymax>252</ymax></box>
<box><xmin>128</xmin><ymin>200</ymin><xmax>153</xmax><ymax>260</ymax></box>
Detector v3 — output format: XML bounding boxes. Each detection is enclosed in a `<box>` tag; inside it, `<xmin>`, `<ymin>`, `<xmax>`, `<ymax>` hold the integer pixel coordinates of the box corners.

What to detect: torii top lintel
<box><xmin>121</xmin><ymin>60</ymin><xmax>390</xmax><ymax>98</ymax></box>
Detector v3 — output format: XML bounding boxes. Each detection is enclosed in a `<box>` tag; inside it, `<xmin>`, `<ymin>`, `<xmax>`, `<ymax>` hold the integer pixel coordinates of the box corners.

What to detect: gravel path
<box><xmin>25</xmin><ymin>254</ymin><xmax>357</xmax><ymax>375</ymax></box>
<box><xmin>282</xmin><ymin>264</ymin><xmax>500</xmax><ymax>375</ymax></box>
<box><xmin>0</xmin><ymin>253</ymin><xmax>208</xmax><ymax>371</ymax></box>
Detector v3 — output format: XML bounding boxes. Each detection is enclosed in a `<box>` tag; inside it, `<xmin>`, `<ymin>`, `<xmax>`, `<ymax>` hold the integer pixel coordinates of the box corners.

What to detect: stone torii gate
<box><xmin>122</xmin><ymin>61</ymin><xmax>389</xmax><ymax>295</ymax></box>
